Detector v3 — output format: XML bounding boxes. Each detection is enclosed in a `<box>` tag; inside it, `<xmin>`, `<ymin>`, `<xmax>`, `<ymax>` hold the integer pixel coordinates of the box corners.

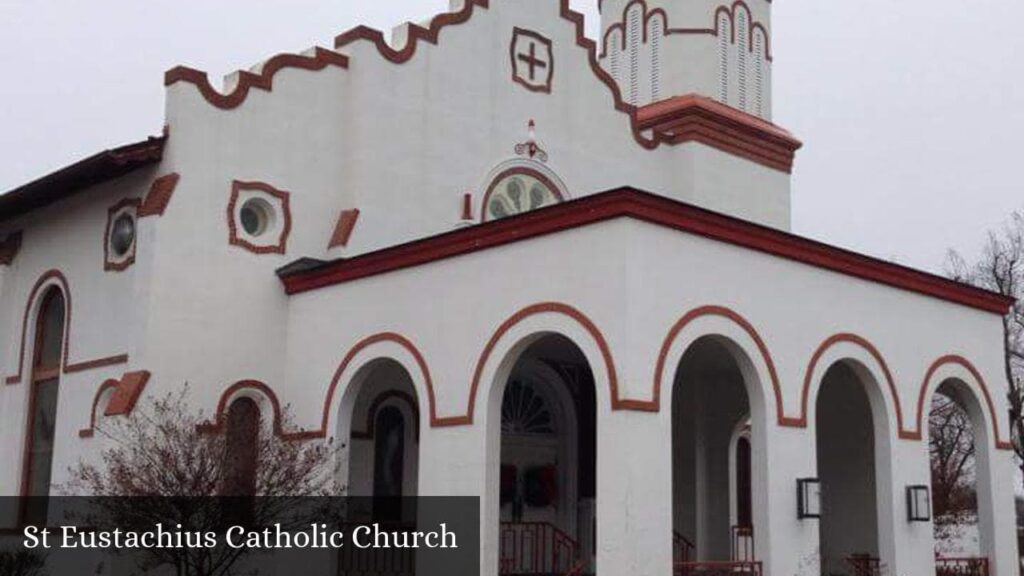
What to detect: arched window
<box><xmin>736</xmin><ymin>437</ymin><xmax>752</xmax><ymax>528</ymax></box>
<box><xmin>372</xmin><ymin>406</ymin><xmax>406</xmax><ymax>522</ymax></box>
<box><xmin>21</xmin><ymin>288</ymin><xmax>66</xmax><ymax>524</ymax></box>
<box><xmin>373</xmin><ymin>406</ymin><xmax>406</xmax><ymax>499</ymax></box>
<box><xmin>483</xmin><ymin>167</ymin><xmax>564</xmax><ymax>222</ymax></box>
<box><xmin>223</xmin><ymin>398</ymin><xmax>260</xmax><ymax>497</ymax></box>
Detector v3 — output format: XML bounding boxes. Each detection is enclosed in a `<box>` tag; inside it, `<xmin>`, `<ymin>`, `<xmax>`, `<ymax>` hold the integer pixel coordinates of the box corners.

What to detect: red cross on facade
<box><xmin>517</xmin><ymin>42</ymin><xmax>547</xmax><ymax>81</ymax></box>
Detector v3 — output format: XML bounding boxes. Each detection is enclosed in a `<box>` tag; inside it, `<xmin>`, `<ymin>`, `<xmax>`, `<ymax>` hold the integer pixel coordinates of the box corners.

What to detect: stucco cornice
<box><xmin>279</xmin><ymin>187</ymin><xmax>1014</xmax><ymax>316</ymax></box>
<box><xmin>637</xmin><ymin>94</ymin><xmax>801</xmax><ymax>172</ymax></box>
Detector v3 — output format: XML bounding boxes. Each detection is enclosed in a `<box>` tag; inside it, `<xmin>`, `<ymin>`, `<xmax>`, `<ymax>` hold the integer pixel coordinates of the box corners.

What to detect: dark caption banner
<box><xmin>0</xmin><ymin>497</ymin><xmax>479</xmax><ymax>576</ymax></box>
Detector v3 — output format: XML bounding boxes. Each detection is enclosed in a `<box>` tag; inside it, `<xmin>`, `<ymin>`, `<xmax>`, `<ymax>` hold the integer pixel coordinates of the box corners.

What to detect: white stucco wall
<box><xmin>0</xmin><ymin>1</ymin><xmax>1016</xmax><ymax>576</ymax></box>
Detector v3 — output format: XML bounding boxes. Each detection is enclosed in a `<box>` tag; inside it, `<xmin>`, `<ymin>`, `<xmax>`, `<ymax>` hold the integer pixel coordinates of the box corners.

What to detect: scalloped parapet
<box><xmin>159</xmin><ymin>0</ymin><xmax>800</xmax><ymax>167</ymax></box>
<box><xmin>164</xmin><ymin>47</ymin><xmax>348</xmax><ymax>110</ymax></box>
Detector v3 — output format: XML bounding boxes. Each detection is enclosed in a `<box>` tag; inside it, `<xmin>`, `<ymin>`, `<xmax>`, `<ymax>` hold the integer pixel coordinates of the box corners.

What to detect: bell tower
<box><xmin>599</xmin><ymin>0</ymin><xmax>773</xmax><ymax>119</ymax></box>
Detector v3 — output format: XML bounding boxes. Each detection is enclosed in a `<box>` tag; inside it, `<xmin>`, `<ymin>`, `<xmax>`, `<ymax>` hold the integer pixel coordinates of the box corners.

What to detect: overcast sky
<box><xmin>1</xmin><ymin>0</ymin><xmax>1021</xmax><ymax>273</ymax></box>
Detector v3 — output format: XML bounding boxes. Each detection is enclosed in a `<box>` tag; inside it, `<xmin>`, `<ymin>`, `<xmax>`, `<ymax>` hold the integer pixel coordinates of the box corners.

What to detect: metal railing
<box><xmin>674</xmin><ymin>561</ymin><xmax>763</xmax><ymax>576</ymax></box>
<box><xmin>936</xmin><ymin>557</ymin><xmax>989</xmax><ymax>576</ymax></box>
<box><xmin>336</xmin><ymin>524</ymin><xmax>415</xmax><ymax>576</ymax></box>
<box><xmin>499</xmin><ymin>521</ymin><xmax>580</xmax><ymax>575</ymax></box>
<box><xmin>846</xmin><ymin>554</ymin><xmax>883</xmax><ymax>576</ymax></box>
<box><xmin>673</xmin><ymin>531</ymin><xmax>695</xmax><ymax>564</ymax></box>
<box><xmin>731</xmin><ymin>525</ymin><xmax>755</xmax><ymax>562</ymax></box>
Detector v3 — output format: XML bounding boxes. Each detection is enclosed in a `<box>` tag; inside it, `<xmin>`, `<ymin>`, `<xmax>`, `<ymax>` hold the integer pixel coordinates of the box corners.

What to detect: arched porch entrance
<box><xmin>814</xmin><ymin>361</ymin><xmax>893</xmax><ymax>576</ymax></box>
<box><xmin>496</xmin><ymin>335</ymin><xmax>596</xmax><ymax>576</ymax></box>
<box><xmin>671</xmin><ymin>336</ymin><xmax>766</xmax><ymax>572</ymax></box>
<box><xmin>338</xmin><ymin>358</ymin><xmax>421</xmax><ymax>521</ymax></box>
<box><xmin>928</xmin><ymin>377</ymin><xmax>998</xmax><ymax>576</ymax></box>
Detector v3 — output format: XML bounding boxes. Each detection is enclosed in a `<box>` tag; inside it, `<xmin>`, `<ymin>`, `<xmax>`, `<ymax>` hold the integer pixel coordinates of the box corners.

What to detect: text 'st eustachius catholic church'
<box><xmin>0</xmin><ymin>1</ymin><xmax>1018</xmax><ymax>575</ymax></box>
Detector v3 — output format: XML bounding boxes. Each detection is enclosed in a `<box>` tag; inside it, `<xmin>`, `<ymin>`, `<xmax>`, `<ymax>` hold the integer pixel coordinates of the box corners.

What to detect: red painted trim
<box><xmin>637</xmin><ymin>94</ymin><xmax>800</xmax><ymax>173</ymax></box>
<box><xmin>227</xmin><ymin>180</ymin><xmax>292</xmax><ymax>255</ymax></box>
<box><xmin>199</xmin><ymin>380</ymin><xmax>319</xmax><ymax>441</ymax></box>
<box><xmin>138</xmin><ymin>173</ymin><xmax>180</xmax><ymax>218</ymax></box>
<box><xmin>329</xmin><ymin>209</ymin><xmax>360</xmax><ymax>249</ymax></box>
<box><xmin>0</xmin><ymin>231</ymin><xmax>23</xmax><ymax>266</ymax></box>
<box><xmin>105</xmin><ymin>370</ymin><xmax>150</xmax><ymax>416</ymax></box>
<box><xmin>5</xmin><ymin>271</ymin><xmax>69</xmax><ymax>384</ymax></box>
<box><xmin>352</xmin><ymin>390</ymin><xmax>420</xmax><ymax>441</ymax></box>
<box><xmin>798</xmin><ymin>334</ymin><xmax>909</xmax><ymax>437</ymax></box>
<box><xmin>654</xmin><ymin>306</ymin><xmax>785</xmax><ymax>424</ymax></box>
<box><xmin>78</xmin><ymin>370</ymin><xmax>151</xmax><ymax>438</ymax></box>
<box><xmin>510</xmin><ymin>28</ymin><xmax>554</xmax><ymax>94</ymax></box>
<box><xmin>164</xmin><ymin>48</ymin><xmax>349</xmax><ymax>111</ymax></box>
<box><xmin>5</xmin><ymin>270</ymin><xmax>130</xmax><ymax>385</ymax></box>
<box><xmin>334</xmin><ymin>1</ymin><xmax>489</xmax><ymax>63</ymax></box>
<box><xmin>465</xmin><ymin>303</ymin><xmax>624</xmax><ymax>427</ymax></box>
<box><xmin>79</xmin><ymin>378</ymin><xmax>119</xmax><ymax>439</ymax></box>
<box><xmin>19</xmin><ymin>288</ymin><xmax>66</xmax><ymax>500</ymax></box>
<box><xmin>167</xmin><ymin>1</ymin><xmax>664</xmax><ymax>152</ymax></box>
<box><xmin>321</xmin><ymin>333</ymin><xmax>438</xmax><ymax>432</ymax></box>
<box><xmin>480</xmin><ymin>167</ymin><xmax>565</xmax><ymax>223</ymax></box>
<box><xmin>163</xmin><ymin>0</ymin><xmax>786</xmax><ymax>167</ymax></box>
<box><xmin>914</xmin><ymin>355</ymin><xmax>1014</xmax><ymax>451</ymax></box>
<box><xmin>103</xmin><ymin>197</ymin><xmax>140</xmax><ymax>272</ymax></box>
<box><xmin>65</xmin><ymin>354</ymin><xmax>130</xmax><ymax>374</ymax></box>
<box><xmin>280</xmin><ymin>188</ymin><xmax>1014</xmax><ymax>316</ymax></box>
<box><xmin>600</xmin><ymin>0</ymin><xmax>772</xmax><ymax>62</ymax></box>
<box><xmin>0</xmin><ymin>137</ymin><xmax>164</xmax><ymax>222</ymax></box>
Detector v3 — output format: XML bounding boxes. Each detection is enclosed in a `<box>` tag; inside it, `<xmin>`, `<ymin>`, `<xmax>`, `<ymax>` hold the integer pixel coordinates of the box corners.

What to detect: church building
<box><xmin>0</xmin><ymin>1</ymin><xmax>1019</xmax><ymax>575</ymax></box>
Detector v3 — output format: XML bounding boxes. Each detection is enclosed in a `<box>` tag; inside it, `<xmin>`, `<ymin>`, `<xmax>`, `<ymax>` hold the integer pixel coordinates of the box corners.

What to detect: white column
<box><xmin>597</xmin><ymin>409</ymin><xmax>674</xmax><ymax>576</ymax></box>
<box><xmin>977</xmin><ymin>445</ymin><xmax>1020</xmax><ymax>576</ymax></box>
<box><xmin>760</xmin><ymin>425</ymin><xmax>820</xmax><ymax>576</ymax></box>
<box><xmin>886</xmin><ymin>439</ymin><xmax>937</xmax><ymax>576</ymax></box>
<box><xmin>415</xmin><ymin>424</ymin><xmax>491</xmax><ymax>573</ymax></box>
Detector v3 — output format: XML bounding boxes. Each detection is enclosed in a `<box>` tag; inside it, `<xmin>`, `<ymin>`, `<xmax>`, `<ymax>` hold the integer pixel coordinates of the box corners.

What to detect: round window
<box><xmin>239</xmin><ymin>198</ymin><xmax>275</xmax><ymax>237</ymax></box>
<box><xmin>110</xmin><ymin>213</ymin><xmax>136</xmax><ymax>257</ymax></box>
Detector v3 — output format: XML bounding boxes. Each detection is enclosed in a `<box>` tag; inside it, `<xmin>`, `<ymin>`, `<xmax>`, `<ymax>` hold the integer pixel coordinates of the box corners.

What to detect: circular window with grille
<box><xmin>483</xmin><ymin>167</ymin><xmax>563</xmax><ymax>222</ymax></box>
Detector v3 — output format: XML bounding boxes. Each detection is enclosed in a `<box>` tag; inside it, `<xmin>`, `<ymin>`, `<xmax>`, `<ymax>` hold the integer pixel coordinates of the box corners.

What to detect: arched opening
<box><xmin>672</xmin><ymin>336</ymin><xmax>762</xmax><ymax>567</ymax></box>
<box><xmin>20</xmin><ymin>287</ymin><xmax>66</xmax><ymax>525</ymax></box>
<box><xmin>497</xmin><ymin>334</ymin><xmax>596</xmax><ymax>576</ymax></box>
<box><xmin>341</xmin><ymin>359</ymin><xmax>420</xmax><ymax>522</ymax></box>
<box><xmin>222</xmin><ymin>397</ymin><xmax>260</xmax><ymax>497</ymax></box>
<box><xmin>815</xmin><ymin>362</ymin><xmax>888</xmax><ymax>576</ymax></box>
<box><xmin>733</xmin><ymin>432</ymin><xmax>753</xmax><ymax>531</ymax></box>
<box><xmin>928</xmin><ymin>379</ymin><xmax>995</xmax><ymax>572</ymax></box>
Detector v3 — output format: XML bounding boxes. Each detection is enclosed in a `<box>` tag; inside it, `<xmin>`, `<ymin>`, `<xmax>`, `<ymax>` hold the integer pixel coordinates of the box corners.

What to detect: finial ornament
<box><xmin>514</xmin><ymin>119</ymin><xmax>548</xmax><ymax>163</ymax></box>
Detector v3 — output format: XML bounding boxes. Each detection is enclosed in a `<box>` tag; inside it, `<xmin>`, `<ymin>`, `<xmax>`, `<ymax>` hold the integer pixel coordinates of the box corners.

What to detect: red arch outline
<box><xmin>351</xmin><ymin>390</ymin><xmax>420</xmax><ymax>441</ymax></box>
<box><xmin>200</xmin><ymin>380</ymin><xmax>320</xmax><ymax>441</ymax></box>
<box><xmin>465</xmin><ymin>302</ymin><xmax>623</xmax><ymax>426</ymax></box>
<box><xmin>915</xmin><ymin>355</ymin><xmax>1014</xmax><ymax>451</ymax></box>
<box><xmin>79</xmin><ymin>379</ymin><xmax>121</xmax><ymax>438</ymax></box>
<box><xmin>654</xmin><ymin>306</ymin><xmax>785</xmax><ymax>423</ymax></box>
<box><xmin>799</xmin><ymin>333</ymin><xmax>909</xmax><ymax>437</ymax></box>
<box><xmin>5</xmin><ymin>270</ymin><xmax>70</xmax><ymax>384</ymax></box>
<box><xmin>321</xmin><ymin>333</ymin><xmax>437</xmax><ymax>431</ymax></box>
<box><xmin>5</xmin><ymin>270</ymin><xmax>129</xmax><ymax>385</ymax></box>
<box><xmin>480</xmin><ymin>167</ymin><xmax>566</xmax><ymax>223</ymax></box>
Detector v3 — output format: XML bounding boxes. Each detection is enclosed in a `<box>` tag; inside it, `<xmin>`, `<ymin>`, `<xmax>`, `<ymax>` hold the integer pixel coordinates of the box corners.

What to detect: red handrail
<box><xmin>846</xmin><ymin>554</ymin><xmax>883</xmax><ymax>576</ymax></box>
<box><xmin>675</xmin><ymin>560</ymin><xmax>763</xmax><ymax>576</ymax></box>
<box><xmin>673</xmin><ymin>531</ymin><xmax>695</xmax><ymax>564</ymax></box>
<box><xmin>732</xmin><ymin>525</ymin><xmax>755</xmax><ymax>562</ymax></box>
<box><xmin>936</xmin><ymin>557</ymin><xmax>989</xmax><ymax>576</ymax></box>
<box><xmin>500</xmin><ymin>521</ymin><xmax>581</xmax><ymax>575</ymax></box>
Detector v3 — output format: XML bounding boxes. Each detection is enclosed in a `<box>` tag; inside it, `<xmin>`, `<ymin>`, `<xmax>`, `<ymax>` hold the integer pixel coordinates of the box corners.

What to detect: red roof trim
<box><xmin>0</xmin><ymin>137</ymin><xmax>165</xmax><ymax>222</ymax></box>
<box><xmin>637</xmin><ymin>94</ymin><xmax>802</xmax><ymax>172</ymax></box>
<box><xmin>280</xmin><ymin>188</ymin><xmax>1014</xmax><ymax>315</ymax></box>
